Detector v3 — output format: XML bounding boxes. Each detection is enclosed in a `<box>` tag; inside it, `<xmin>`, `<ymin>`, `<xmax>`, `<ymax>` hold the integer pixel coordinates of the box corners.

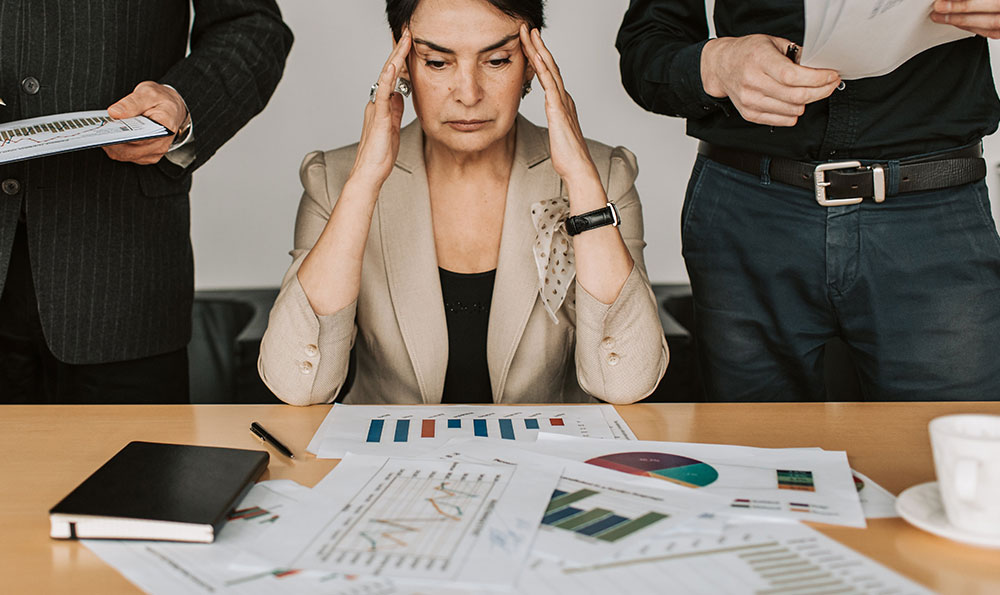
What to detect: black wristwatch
<box><xmin>565</xmin><ymin>202</ymin><xmax>621</xmax><ymax>236</ymax></box>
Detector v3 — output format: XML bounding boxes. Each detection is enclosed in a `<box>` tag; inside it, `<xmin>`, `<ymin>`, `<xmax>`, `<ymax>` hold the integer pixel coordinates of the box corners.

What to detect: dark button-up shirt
<box><xmin>617</xmin><ymin>0</ymin><xmax>1000</xmax><ymax>160</ymax></box>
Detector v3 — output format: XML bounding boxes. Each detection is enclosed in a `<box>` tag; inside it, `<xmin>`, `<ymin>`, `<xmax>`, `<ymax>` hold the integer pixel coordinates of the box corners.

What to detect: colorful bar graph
<box><xmin>448</xmin><ymin>419</ymin><xmax>462</xmax><ymax>429</ymax></box>
<box><xmin>473</xmin><ymin>419</ymin><xmax>488</xmax><ymax>437</ymax></box>
<box><xmin>777</xmin><ymin>470</ymin><xmax>816</xmax><ymax>492</ymax></box>
<box><xmin>366</xmin><ymin>419</ymin><xmax>385</xmax><ymax>443</ymax></box>
<box><xmin>499</xmin><ymin>419</ymin><xmax>515</xmax><ymax>440</ymax></box>
<box><xmin>394</xmin><ymin>419</ymin><xmax>410</xmax><ymax>442</ymax></box>
<box><xmin>421</xmin><ymin>419</ymin><xmax>435</xmax><ymax>438</ymax></box>
<box><xmin>549</xmin><ymin>418</ymin><xmax>565</xmax><ymax>426</ymax></box>
<box><xmin>524</xmin><ymin>418</ymin><xmax>540</xmax><ymax>430</ymax></box>
<box><xmin>542</xmin><ymin>489</ymin><xmax>669</xmax><ymax>543</ymax></box>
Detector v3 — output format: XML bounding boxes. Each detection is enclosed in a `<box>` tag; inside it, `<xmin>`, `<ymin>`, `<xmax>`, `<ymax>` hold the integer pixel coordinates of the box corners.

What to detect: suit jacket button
<box><xmin>304</xmin><ymin>344</ymin><xmax>318</xmax><ymax>357</ymax></box>
<box><xmin>601</xmin><ymin>337</ymin><xmax>615</xmax><ymax>350</ymax></box>
<box><xmin>21</xmin><ymin>76</ymin><xmax>40</xmax><ymax>95</ymax></box>
<box><xmin>2</xmin><ymin>179</ymin><xmax>21</xmax><ymax>195</ymax></box>
<box><xmin>607</xmin><ymin>353</ymin><xmax>620</xmax><ymax>366</ymax></box>
<box><xmin>299</xmin><ymin>361</ymin><xmax>313</xmax><ymax>375</ymax></box>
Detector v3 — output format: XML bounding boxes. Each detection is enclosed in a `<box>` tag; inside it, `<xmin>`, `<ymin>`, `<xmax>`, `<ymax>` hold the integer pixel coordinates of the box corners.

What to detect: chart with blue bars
<box><xmin>365</xmin><ymin>416</ymin><xmax>568</xmax><ymax>443</ymax></box>
<box><xmin>541</xmin><ymin>488</ymin><xmax>668</xmax><ymax>543</ymax></box>
<box><xmin>311</xmin><ymin>404</ymin><xmax>635</xmax><ymax>457</ymax></box>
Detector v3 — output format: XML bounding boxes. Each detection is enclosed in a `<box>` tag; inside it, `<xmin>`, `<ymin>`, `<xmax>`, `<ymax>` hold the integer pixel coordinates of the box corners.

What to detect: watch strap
<box><xmin>565</xmin><ymin>202</ymin><xmax>620</xmax><ymax>236</ymax></box>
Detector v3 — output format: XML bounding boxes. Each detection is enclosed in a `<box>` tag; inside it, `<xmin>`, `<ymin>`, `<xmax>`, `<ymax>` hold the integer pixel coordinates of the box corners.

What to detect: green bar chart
<box><xmin>541</xmin><ymin>488</ymin><xmax>669</xmax><ymax>543</ymax></box>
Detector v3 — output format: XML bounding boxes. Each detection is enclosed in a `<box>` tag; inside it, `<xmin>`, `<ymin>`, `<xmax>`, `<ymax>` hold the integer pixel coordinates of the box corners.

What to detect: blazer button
<box><xmin>2</xmin><ymin>179</ymin><xmax>21</xmax><ymax>195</ymax></box>
<box><xmin>299</xmin><ymin>361</ymin><xmax>314</xmax><ymax>375</ymax></box>
<box><xmin>21</xmin><ymin>76</ymin><xmax>40</xmax><ymax>95</ymax></box>
<box><xmin>607</xmin><ymin>353</ymin><xmax>620</xmax><ymax>366</ymax></box>
<box><xmin>601</xmin><ymin>336</ymin><xmax>615</xmax><ymax>350</ymax></box>
<box><xmin>304</xmin><ymin>344</ymin><xmax>318</xmax><ymax>357</ymax></box>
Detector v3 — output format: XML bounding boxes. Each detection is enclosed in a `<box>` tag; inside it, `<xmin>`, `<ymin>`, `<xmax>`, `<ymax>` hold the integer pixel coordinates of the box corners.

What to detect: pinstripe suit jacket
<box><xmin>0</xmin><ymin>0</ymin><xmax>292</xmax><ymax>364</ymax></box>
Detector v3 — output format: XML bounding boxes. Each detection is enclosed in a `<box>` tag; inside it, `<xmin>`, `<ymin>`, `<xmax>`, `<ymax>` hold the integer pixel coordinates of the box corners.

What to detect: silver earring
<box><xmin>395</xmin><ymin>77</ymin><xmax>412</xmax><ymax>97</ymax></box>
<box><xmin>521</xmin><ymin>81</ymin><xmax>532</xmax><ymax>98</ymax></box>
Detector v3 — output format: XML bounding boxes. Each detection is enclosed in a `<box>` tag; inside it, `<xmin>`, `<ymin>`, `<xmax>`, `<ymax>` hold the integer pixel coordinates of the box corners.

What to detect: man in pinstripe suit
<box><xmin>0</xmin><ymin>0</ymin><xmax>293</xmax><ymax>403</ymax></box>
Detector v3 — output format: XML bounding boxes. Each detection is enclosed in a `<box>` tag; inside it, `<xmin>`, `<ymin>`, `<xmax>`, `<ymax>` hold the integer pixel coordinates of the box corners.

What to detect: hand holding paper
<box><xmin>701</xmin><ymin>34</ymin><xmax>840</xmax><ymax>127</ymax></box>
<box><xmin>931</xmin><ymin>0</ymin><xmax>1000</xmax><ymax>38</ymax></box>
<box><xmin>104</xmin><ymin>81</ymin><xmax>188</xmax><ymax>165</ymax></box>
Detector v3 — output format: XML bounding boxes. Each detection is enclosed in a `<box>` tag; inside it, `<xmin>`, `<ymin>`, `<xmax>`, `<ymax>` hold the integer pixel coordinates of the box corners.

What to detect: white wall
<box><xmin>190</xmin><ymin>1</ymin><xmax>1000</xmax><ymax>290</ymax></box>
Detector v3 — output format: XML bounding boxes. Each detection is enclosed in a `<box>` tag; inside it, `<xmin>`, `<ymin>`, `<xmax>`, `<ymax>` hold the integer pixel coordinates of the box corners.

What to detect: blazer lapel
<box><xmin>488</xmin><ymin>116</ymin><xmax>557</xmax><ymax>401</ymax></box>
<box><xmin>379</xmin><ymin>120</ymin><xmax>448</xmax><ymax>404</ymax></box>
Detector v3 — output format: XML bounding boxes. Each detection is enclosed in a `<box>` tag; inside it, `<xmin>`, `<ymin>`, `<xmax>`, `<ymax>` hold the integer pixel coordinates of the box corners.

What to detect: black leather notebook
<box><xmin>49</xmin><ymin>441</ymin><xmax>269</xmax><ymax>543</ymax></box>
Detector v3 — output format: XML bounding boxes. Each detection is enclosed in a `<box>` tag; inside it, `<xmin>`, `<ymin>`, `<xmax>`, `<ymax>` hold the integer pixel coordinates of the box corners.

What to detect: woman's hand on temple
<box><xmin>520</xmin><ymin>25</ymin><xmax>602</xmax><ymax>194</ymax></box>
<box><xmin>348</xmin><ymin>29</ymin><xmax>411</xmax><ymax>192</ymax></box>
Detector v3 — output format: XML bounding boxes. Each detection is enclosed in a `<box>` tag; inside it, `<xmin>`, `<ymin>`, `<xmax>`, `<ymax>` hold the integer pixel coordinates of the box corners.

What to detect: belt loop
<box><xmin>886</xmin><ymin>160</ymin><xmax>901</xmax><ymax>196</ymax></box>
<box><xmin>760</xmin><ymin>156</ymin><xmax>771</xmax><ymax>186</ymax></box>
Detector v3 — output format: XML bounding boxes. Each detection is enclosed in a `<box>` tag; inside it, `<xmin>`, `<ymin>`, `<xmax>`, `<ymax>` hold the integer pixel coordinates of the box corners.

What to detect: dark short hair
<box><xmin>386</xmin><ymin>0</ymin><xmax>545</xmax><ymax>40</ymax></box>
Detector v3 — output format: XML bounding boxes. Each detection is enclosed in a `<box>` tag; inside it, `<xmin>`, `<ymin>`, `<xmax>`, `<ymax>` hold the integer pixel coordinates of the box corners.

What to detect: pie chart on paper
<box><xmin>585</xmin><ymin>452</ymin><xmax>720</xmax><ymax>488</ymax></box>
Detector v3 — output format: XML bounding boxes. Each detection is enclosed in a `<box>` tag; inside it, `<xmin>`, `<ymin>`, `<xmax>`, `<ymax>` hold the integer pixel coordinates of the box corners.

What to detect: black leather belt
<box><xmin>697</xmin><ymin>142</ymin><xmax>986</xmax><ymax>206</ymax></box>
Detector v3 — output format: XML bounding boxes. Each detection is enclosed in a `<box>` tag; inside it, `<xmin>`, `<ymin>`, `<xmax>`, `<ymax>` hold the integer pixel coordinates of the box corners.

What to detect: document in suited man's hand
<box><xmin>0</xmin><ymin>109</ymin><xmax>169</xmax><ymax>165</ymax></box>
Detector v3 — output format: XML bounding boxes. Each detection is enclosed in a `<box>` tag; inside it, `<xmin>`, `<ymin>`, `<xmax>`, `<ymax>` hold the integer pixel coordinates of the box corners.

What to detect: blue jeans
<box><xmin>681</xmin><ymin>154</ymin><xmax>1000</xmax><ymax>401</ymax></box>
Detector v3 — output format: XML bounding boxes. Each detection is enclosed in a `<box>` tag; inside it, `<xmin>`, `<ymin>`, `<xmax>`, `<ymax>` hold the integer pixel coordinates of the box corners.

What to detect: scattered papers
<box><xmin>308</xmin><ymin>404</ymin><xmax>635</xmax><ymax>458</ymax></box>
<box><xmin>83</xmin><ymin>481</ymin><xmax>401</xmax><ymax>595</ymax></box>
<box><xmin>516</xmin><ymin>522</ymin><xmax>933</xmax><ymax>595</ymax></box>
<box><xmin>801</xmin><ymin>0</ymin><xmax>973</xmax><ymax>79</ymax></box>
<box><xmin>84</xmin><ymin>409</ymin><xmax>923</xmax><ymax>595</ymax></box>
<box><xmin>429</xmin><ymin>439</ymin><xmax>731</xmax><ymax>563</ymax></box>
<box><xmin>0</xmin><ymin>110</ymin><xmax>170</xmax><ymax>165</ymax></box>
<box><xmin>524</xmin><ymin>434</ymin><xmax>866</xmax><ymax>528</ymax></box>
<box><xmin>854</xmin><ymin>470</ymin><xmax>900</xmax><ymax>519</ymax></box>
<box><xmin>246</xmin><ymin>454</ymin><xmax>557</xmax><ymax>586</ymax></box>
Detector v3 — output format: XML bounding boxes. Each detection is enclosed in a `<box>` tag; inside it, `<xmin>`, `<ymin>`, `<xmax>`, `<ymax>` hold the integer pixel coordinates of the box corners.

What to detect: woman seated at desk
<box><xmin>259</xmin><ymin>0</ymin><xmax>668</xmax><ymax>405</ymax></box>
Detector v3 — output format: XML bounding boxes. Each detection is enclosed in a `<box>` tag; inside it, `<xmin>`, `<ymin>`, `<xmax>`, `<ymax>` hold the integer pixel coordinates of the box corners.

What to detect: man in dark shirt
<box><xmin>617</xmin><ymin>1</ymin><xmax>1000</xmax><ymax>401</ymax></box>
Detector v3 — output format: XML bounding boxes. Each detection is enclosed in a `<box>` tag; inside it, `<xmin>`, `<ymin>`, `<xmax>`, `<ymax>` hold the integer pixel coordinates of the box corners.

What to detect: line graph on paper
<box><xmin>300</xmin><ymin>464</ymin><xmax>507</xmax><ymax>574</ymax></box>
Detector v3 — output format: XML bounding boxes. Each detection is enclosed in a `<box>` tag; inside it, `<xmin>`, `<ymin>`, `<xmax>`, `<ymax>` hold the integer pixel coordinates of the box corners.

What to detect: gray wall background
<box><xmin>189</xmin><ymin>1</ymin><xmax>1000</xmax><ymax>290</ymax></box>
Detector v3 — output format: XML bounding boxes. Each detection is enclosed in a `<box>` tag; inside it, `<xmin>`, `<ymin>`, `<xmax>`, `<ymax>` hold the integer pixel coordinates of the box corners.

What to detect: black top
<box><xmin>439</xmin><ymin>268</ymin><xmax>496</xmax><ymax>404</ymax></box>
<box><xmin>616</xmin><ymin>0</ymin><xmax>1000</xmax><ymax>160</ymax></box>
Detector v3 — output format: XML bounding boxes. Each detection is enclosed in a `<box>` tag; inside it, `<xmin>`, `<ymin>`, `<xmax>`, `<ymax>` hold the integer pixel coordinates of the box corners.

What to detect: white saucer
<box><xmin>896</xmin><ymin>482</ymin><xmax>1000</xmax><ymax>549</ymax></box>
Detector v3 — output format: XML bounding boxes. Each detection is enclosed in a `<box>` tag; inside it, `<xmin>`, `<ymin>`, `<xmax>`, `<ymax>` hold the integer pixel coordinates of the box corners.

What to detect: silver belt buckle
<box><xmin>813</xmin><ymin>161</ymin><xmax>886</xmax><ymax>207</ymax></box>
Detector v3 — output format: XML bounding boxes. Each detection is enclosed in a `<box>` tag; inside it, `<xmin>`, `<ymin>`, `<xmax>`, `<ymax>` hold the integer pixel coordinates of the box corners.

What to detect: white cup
<box><xmin>929</xmin><ymin>414</ymin><xmax>1000</xmax><ymax>536</ymax></box>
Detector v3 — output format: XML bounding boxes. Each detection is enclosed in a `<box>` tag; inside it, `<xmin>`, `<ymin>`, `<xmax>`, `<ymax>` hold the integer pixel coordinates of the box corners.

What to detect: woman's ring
<box><xmin>369</xmin><ymin>78</ymin><xmax>412</xmax><ymax>103</ymax></box>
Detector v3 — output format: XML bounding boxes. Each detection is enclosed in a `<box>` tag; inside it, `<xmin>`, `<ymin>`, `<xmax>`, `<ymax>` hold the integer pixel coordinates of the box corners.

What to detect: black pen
<box><xmin>785</xmin><ymin>43</ymin><xmax>800</xmax><ymax>64</ymax></box>
<box><xmin>250</xmin><ymin>422</ymin><xmax>295</xmax><ymax>459</ymax></box>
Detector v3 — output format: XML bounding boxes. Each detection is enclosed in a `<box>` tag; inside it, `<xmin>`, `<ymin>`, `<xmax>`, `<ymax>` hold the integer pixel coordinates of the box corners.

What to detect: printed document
<box><xmin>0</xmin><ymin>110</ymin><xmax>170</xmax><ymax>164</ymax></box>
<box><xmin>802</xmin><ymin>0</ymin><xmax>973</xmax><ymax>79</ymax></box>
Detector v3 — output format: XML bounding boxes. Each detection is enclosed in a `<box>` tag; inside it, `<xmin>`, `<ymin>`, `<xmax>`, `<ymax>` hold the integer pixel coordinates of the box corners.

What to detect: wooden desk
<box><xmin>2</xmin><ymin>403</ymin><xmax>999</xmax><ymax>594</ymax></box>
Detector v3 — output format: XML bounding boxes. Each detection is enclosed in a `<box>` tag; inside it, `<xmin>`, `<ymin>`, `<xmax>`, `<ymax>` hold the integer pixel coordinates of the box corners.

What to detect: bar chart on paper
<box><xmin>522</xmin><ymin>522</ymin><xmax>933</xmax><ymax>595</ymax></box>
<box><xmin>0</xmin><ymin>110</ymin><xmax>170</xmax><ymax>164</ymax></box>
<box><xmin>542</xmin><ymin>489</ymin><xmax>668</xmax><ymax>543</ymax></box>
<box><xmin>309</xmin><ymin>404</ymin><xmax>636</xmax><ymax>457</ymax></box>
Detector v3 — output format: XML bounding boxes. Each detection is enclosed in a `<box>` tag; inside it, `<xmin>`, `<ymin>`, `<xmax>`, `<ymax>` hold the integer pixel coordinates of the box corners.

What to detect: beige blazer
<box><xmin>259</xmin><ymin>115</ymin><xmax>668</xmax><ymax>405</ymax></box>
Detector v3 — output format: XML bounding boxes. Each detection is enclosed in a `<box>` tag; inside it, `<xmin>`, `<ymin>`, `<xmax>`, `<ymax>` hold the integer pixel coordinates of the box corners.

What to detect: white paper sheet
<box><xmin>426</xmin><ymin>439</ymin><xmax>731</xmax><ymax>563</ymax></box>
<box><xmin>802</xmin><ymin>0</ymin><xmax>973</xmax><ymax>79</ymax></box>
<box><xmin>308</xmin><ymin>404</ymin><xmax>636</xmax><ymax>458</ymax></box>
<box><xmin>522</xmin><ymin>434</ymin><xmax>866</xmax><ymax>528</ymax></box>
<box><xmin>853</xmin><ymin>470</ymin><xmax>900</xmax><ymax>519</ymax></box>
<box><xmin>0</xmin><ymin>110</ymin><xmax>170</xmax><ymax>164</ymax></box>
<box><xmin>517</xmin><ymin>522</ymin><xmax>933</xmax><ymax>595</ymax></box>
<box><xmin>84</xmin><ymin>481</ymin><xmax>405</xmax><ymax>594</ymax></box>
<box><xmin>245</xmin><ymin>454</ymin><xmax>557</xmax><ymax>587</ymax></box>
